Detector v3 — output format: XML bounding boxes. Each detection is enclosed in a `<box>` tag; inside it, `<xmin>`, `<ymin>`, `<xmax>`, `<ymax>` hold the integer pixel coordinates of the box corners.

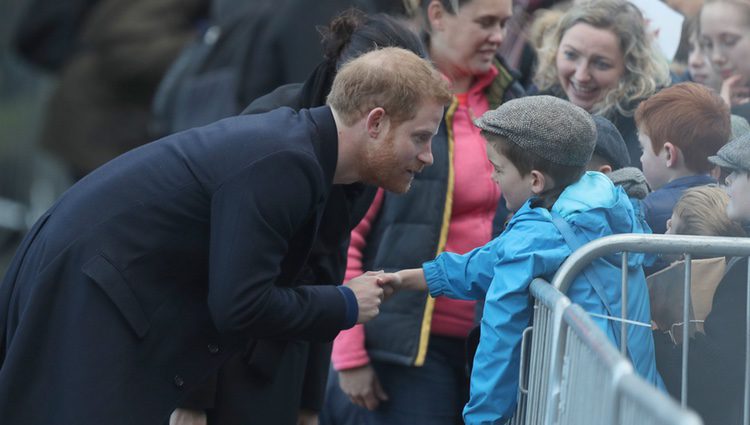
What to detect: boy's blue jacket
<box><xmin>423</xmin><ymin>172</ymin><xmax>662</xmax><ymax>424</ymax></box>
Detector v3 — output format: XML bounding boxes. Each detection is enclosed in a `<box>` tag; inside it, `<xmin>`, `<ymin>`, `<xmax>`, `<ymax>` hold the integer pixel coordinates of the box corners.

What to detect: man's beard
<box><xmin>358</xmin><ymin>132</ymin><xmax>414</xmax><ymax>194</ymax></box>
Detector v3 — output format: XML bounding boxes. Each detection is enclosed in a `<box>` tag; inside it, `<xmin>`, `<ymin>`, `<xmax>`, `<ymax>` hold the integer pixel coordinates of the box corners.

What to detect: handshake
<box><xmin>344</xmin><ymin>269</ymin><xmax>426</xmax><ymax>324</ymax></box>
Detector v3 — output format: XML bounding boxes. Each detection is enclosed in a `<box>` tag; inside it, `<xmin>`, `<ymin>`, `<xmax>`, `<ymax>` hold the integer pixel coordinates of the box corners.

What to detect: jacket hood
<box><xmin>551</xmin><ymin>171</ymin><xmax>647</xmax><ymax>267</ymax></box>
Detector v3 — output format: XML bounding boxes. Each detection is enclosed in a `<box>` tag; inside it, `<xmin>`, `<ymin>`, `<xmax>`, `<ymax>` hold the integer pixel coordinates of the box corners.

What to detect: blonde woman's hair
<box><xmin>528</xmin><ymin>9</ymin><xmax>565</xmax><ymax>51</ymax></box>
<box><xmin>672</xmin><ymin>185</ymin><xmax>747</xmax><ymax>237</ymax></box>
<box><xmin>533</xmin><ymin>0</ymin><xmax>670</xmax><ymax>117</ymax></box>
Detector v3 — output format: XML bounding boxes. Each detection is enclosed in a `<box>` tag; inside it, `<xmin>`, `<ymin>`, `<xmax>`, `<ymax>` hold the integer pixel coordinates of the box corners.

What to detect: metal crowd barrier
<box><xmin>510</xmin><ymin>234</ymin><xmax>750</xmax><ymax>425</ymax></box>
<box><xmin>552</xmin><ymin>234</ymin><xmax>750</xmax><ymax>422</ymax></box>
<box><xmin>510</xmin><ymin>277</ymin><xmax>701</xmax><ymax>425</ymax></box>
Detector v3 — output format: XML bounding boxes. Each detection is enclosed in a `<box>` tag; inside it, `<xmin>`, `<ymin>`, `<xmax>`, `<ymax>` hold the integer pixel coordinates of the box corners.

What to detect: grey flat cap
<box><xmin>709</xmin><ymin>131</ymin><xmax>750</xmax><ymax>172</ymax></box>
<box><xmin>608</xmin><ymin>167</ymin><xmax>650</xmax><ymax>200</ymax></box>
<box><xmin>731</xmin><ymin>114</ymin><xmax>750</xmax><ymax>140</ymax></box>
<box><xmin>475</xmin><ymin>96</ymin><xmax>596</xmax><ymax>166</ymax></box>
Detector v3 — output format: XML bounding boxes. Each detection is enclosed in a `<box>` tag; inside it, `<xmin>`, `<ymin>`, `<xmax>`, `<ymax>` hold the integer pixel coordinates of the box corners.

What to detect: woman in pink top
<box><xmin>324</xmin><ymin>1</ymin><xmax>525</xmax><ymax>424</ymax></box>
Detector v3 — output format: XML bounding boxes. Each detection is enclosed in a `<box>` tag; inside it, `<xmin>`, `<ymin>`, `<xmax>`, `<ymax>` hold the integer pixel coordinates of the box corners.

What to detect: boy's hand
<box><xmin>381</xmin><ymin>269</ymin><xmax>427</xmax><ymax>292</ymax></box>
<box><xmin>358</xmin><ymin>270</ymin><xmax>400</xmax><ymax>298</ymax></box>
<box><xmin>375</xmin><ymin>272</ymin><xmax>400</xmax><ymax>298</ymax></box>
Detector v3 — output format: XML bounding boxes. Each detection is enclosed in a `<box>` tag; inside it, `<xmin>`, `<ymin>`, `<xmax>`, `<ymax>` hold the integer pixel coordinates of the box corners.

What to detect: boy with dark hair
<box><xmin>589</xmin><ymin>115</ymin><xmax>651</xmax><ymax>200</ymax></box>
<box><xmin>388</xmin><ymin>96</ymin><xmax>661</xmax><ymax>424</ymax></box>
<box><xmin>589</xmin><ymin>115</ymin><xmax>632</xmax><ymax>174</ymax></box>
<box><xmin>636</xmin><ymin>82</ymin><xmax>731</xmax><ymax>234</ymax></box>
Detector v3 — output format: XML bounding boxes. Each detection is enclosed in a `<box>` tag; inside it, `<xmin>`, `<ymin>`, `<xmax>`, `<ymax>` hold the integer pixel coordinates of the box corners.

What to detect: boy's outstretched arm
<box><xmin>390</xmin><ymin>268</ymin><xmax>428</xmax><ymax>291</ymax></box>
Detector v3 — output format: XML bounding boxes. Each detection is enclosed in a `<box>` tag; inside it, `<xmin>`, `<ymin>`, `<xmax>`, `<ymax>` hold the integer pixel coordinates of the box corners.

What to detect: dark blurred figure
<box><xmin>150</xmin><ymin>0</ymin><xmax>278</xmax><ymax>137</ymax></box>
<box><xmin>13</xmin><ymin>0</ymin><xmax>208</xmax><ymax>179</ymax></box>
<box><xmin>494</xmin><ymin>0</ymin><xmax>570</xmax><ymax>89</ymax></box>
<box><xmin>151</xmin><ymin>0</ymin><xmax>412</xmax><ymax>137</ymax></box>
<box><xmin>241</xmin><ymin>0</ymin><xmax>412</xmax><ymax>105</ymax></box>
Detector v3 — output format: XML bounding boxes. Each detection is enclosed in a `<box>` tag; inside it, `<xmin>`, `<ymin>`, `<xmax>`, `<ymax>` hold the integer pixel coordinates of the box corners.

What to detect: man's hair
<box><xmin>635</xmin><ymin>82</ymin><xmax>730</xmax><ymax>174</ymax></box>
<box><xmin>327</xmin><ymin>47</ymin><xmax>452</xmax><ymax>126</ymax></box>
<box><xmin>485</xmin><ymin>133</ymin><xmax>586</xmax><ymax>209</ymax></box>
<box><xmin>672</xmin><ymin>185</ymin><xmax>746</xmax><ymax>237</ymax></box>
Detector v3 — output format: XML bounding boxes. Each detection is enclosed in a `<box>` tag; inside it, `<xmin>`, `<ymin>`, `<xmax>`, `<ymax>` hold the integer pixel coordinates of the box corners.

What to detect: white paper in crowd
<box><xmin>629</xmin><ymin>0</ymin><xmax>684</xmax><ymax>61</ymax></box>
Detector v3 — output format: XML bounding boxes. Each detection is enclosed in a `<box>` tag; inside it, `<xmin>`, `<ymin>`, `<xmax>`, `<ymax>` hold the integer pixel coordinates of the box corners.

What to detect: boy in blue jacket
<box><xmin>390</xmin><ymin>96</ymin><xmax>661</xmax><ymax>424</ymax></box>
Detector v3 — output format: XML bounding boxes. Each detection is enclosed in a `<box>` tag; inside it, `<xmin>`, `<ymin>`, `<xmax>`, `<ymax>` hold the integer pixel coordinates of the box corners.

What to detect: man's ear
<box><xmin>663</xmin><ymin>142</ymin><xmax>680</xmax><ymax>168</ymax></box>
<box><xmin>365</xmin><ymin>107</ymin><xmax>388</xmax><ymax>138</ymax></box>
<box><xmin>427</xmin><ymin>0</ymin><xmax>446</xmax><ymax>31</ymax></box>
<box><xmin>530</xmin><ymin>170</ymin><xmax>549</xmax><ymax>195</ymax></box>
<box><xmin>597</xmin><ymin>164</ymin><xmax>613</xmax><ymax>174</ymax></box>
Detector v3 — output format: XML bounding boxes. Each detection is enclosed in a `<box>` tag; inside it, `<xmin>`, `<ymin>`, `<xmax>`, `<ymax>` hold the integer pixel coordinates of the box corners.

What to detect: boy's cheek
<box><xmin>727</xmin><ymin>173</ymin><xmax>750</xmax><ymax>221</ymax></box>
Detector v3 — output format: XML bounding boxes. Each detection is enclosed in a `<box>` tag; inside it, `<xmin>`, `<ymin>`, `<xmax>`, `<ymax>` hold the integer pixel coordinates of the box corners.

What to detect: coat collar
<box><xmin>308</xmin><ymin>105</ymin><xmax>338</xmax><ymax>188</ymax></box>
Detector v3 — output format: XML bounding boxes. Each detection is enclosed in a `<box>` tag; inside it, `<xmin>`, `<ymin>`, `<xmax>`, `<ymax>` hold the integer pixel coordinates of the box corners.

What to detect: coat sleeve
<box><xmin>422</xmin><ymin>237</ymin><xmax>503</xmax><ymax>300</ymax></box>
<box><xmin>207</xmin><ymin>150</ymin><xmax>349</xmax><ymax>342</ymax></box>
<box><xmin>299</xmin><ymin>341</ymin><xmax>333</xmax><ymax>411</ymax></box>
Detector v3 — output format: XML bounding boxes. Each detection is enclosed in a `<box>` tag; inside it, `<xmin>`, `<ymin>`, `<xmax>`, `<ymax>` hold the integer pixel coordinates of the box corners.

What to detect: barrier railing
<box><xmin>509</xmin><ymin>280</ymin><xmax>570</xmax><ymax>425</ymax></box>
<box><xmin>510</xmin><ymin>234</ymin><xmax>750</xmax><ymax>424</ymax></box>
<box><xmin>551</xmin><ymin>234</ymin><xmax>750</xmax><ymax>423</ymax></box>
<box><xmin>616</xmin><ymin>374</ymin><xmax>702</xmax><ymax>425</ymax></box>
<box><xmin>514</xmin><ymin>277</ymin><xmax>702</xmax><ymax>425</ymax></box>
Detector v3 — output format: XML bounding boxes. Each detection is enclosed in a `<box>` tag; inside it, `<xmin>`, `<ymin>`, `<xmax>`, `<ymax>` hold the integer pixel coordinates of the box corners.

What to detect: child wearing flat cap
<box><xmin>386</xmin><ymin>96</ymin><xmax>662</xmax><ymax>424</ymax></box>
<box><xmin>710</xmin><ymin>133</ymin><xmax>750</xmax><ymax>225</ymax></box>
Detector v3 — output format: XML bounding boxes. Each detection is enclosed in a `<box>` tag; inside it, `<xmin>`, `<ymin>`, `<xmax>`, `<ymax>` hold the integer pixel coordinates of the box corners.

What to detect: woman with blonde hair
<box><xmin>534</xmin><ymin>0</ymin><xmax>670</xmax><ymax>167</ymax></box>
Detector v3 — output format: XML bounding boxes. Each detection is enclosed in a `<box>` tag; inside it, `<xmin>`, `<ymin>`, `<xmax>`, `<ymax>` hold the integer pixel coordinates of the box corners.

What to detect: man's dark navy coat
<box><xmin>0</xmin><ymin>106</ymin><xmax>352</xmax><ymax>424</ymax></box>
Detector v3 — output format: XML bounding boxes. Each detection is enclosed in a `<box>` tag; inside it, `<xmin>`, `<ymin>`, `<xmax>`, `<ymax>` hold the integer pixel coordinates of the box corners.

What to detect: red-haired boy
<box><xmin>636</xmin><ymin>82</ymin><xmax>731</xmax><ymax>234</ymax></box>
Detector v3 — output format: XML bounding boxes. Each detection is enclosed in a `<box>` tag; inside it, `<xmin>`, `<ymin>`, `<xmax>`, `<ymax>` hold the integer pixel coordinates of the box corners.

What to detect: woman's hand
<box><xmin>720</xmin><ymin>74</ymin><xmax>750</xmax><ymax>107</ymax></box>
<box><xmin>169</xmin><ymin>409</ymin><xmax>206</xmax><ymax>425</ymax></box>
<box><xmin>338</xmin><ymin>365</ymin><xmax>389</xmax><ymax>411</ymax></box>
<box><xmin>297</xmin><ymin>409</ymin><xmax>319</xmax><ymax>425</ymax></box>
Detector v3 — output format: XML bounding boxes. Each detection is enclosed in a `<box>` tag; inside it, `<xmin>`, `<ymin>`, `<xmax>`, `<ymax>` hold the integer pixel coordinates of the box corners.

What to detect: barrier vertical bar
<box><xmin>621</xmin><ymin>252</ymin><xmax>628</xmax><ymax>355</ymax></box>
<box><xmin>745</xmin><ymin>260</ymin><xmax>750</xmax><ymax>425</ymax></box>
<box><xmin>681</xmin><ymin>254</ymin><xmax>692</xmax><ymax>407</ymax></box>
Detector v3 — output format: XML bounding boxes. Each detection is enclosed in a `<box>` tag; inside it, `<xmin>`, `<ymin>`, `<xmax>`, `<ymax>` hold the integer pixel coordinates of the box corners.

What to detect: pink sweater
<box><xmin>332</xmin><ymin>70</ymin><xmax>501</xmax><ymax>370</ymax></box>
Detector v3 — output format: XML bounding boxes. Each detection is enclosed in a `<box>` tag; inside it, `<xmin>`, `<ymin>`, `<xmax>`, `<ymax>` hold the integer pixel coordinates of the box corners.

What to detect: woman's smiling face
<box><xmin>556</xmin><ymin>23</ymin><xmax>626</xmax><ymax>111</ymax></box>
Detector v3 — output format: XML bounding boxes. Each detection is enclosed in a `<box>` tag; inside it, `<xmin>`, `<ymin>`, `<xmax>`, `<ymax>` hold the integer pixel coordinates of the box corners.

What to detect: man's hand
<box><xmin>346</xmin><ymin>272</ymin><xmax>385</xmax><ymax>323</ymax></box>
<box><xmin>169</xmin><ymin>408</ymin><xmax>206</xmax><ymax>425</ymax></box>
<box><xmin>297</xmin><ymin>409</ymin><xmax>319</xmax><ymax>425</ymax></box>
<box><xmin>339</xmin><ymin>365</ymin><xmax>389</xmax><ymax>411</ymax></box>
